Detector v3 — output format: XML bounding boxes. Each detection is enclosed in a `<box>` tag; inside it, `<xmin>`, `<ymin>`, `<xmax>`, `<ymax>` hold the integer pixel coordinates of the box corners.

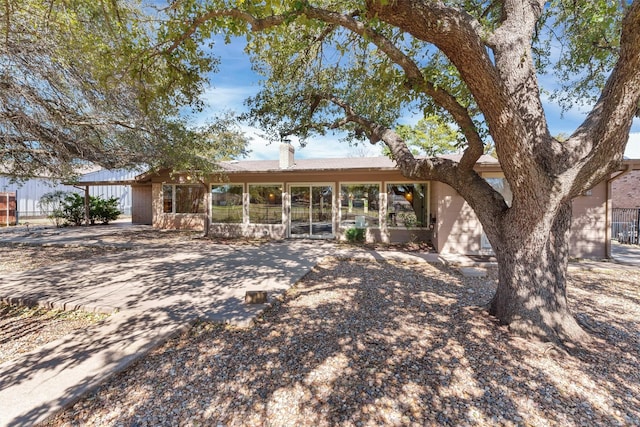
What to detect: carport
<box><xmin>65</xmin><ymin>168</ymin><xmax>152</xmax><ymax>225</ymax></box>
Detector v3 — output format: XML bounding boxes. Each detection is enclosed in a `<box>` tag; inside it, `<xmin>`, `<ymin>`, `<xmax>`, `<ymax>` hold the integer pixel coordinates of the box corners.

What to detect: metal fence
<box><xmin>612</xmin><ymin>208</ymin><xmax>640</xmax><ymax>245</ymax></box>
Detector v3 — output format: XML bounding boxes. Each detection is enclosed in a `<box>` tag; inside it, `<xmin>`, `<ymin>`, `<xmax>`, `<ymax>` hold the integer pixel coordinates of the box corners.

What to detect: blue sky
<box><xmin>193</xmin><ymin>37</ymin><xmax>640</xmax><ymax>161</ymax></box>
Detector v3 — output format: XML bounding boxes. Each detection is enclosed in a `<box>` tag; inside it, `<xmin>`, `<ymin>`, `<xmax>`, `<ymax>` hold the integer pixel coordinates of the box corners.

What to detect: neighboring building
<box><xmin>612</xmin><ymin>170</ymin><xmax>640</xmax><ymax>209</ymax></box>
<box><xmin>0</xmin><ymin>168</ymin><xmax>140</xmax><ymax>220</ymax></box>
<box><xmin>610</xmin><ymin>168</ymin><xmax>640</xmax><ymax>245</ymax></box>
<box><xmin>124</xmin><ymin>144</ymin><xmax>640</xmax><ymax>259</ymax></box>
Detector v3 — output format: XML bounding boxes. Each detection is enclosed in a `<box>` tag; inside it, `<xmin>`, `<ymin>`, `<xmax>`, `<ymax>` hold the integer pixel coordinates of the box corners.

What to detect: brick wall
<box><xmin>612</xmin><ymin>170</ymin><xmax>640</xmax><ymax>209</ymax></box>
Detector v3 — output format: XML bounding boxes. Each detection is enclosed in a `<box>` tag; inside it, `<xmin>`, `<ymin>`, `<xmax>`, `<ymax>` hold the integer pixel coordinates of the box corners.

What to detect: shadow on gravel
<box><xmin>44</xmin><ymin>260</ymin><xmax>640</xmax><ymax>426</ymax></box>
<box><xmin>0</xmin><ymin>238</ymin><xmax>327</xmax><ymax>426</ymax></box>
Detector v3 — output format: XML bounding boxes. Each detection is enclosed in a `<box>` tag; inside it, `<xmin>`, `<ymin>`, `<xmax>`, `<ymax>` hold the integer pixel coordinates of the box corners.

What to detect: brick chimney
<box><xmin>279</xmin><ymin>143</ymin><xmax>295</xmax><ymax>169</ymax></box>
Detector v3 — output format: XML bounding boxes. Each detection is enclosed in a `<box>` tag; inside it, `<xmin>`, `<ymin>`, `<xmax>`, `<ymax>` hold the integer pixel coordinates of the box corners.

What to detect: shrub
<box><xmin>399</xmin><ymin>212</ymin><xmax>419</xmax><ymax>228</ymax></box>
<box><xmin>39</xmin><ymin>191</ymin><xmax>69</xmax><ymax>227</ymax></box>
<box><xmin>91</xmin><ymin>196</ymin><xmax>121</xmax><ymax>224</ymax></box>
<box><xmin>47</xmin><ymin>193</ymin><xmax>122</xmax><ymax>226</ymax></box>
<box><xmin>345</xmin><ymin>227</ymin><xmax>365</xmax><ymax>243</ymax></box>
<box><xmin>62</xmin><ymin>193</ymin><xmax>87</xmax><ymax>226</ymax></box>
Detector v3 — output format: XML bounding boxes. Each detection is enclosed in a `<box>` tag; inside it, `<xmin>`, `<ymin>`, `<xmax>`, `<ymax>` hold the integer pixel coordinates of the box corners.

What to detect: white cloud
<box><xmin>241</xmin><ymin>127</ymin><xmax>368</xmax><ymax>160</ymax></box>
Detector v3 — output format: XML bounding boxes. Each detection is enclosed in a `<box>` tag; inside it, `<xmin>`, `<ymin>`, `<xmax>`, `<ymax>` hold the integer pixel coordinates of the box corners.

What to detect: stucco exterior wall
<box><xmin>151</xmin><ymin>182</ymin><xmax>207</xmax><ymax>231</ymax></box>
<box><xmin>433</xmin><ymin>180</ymin><xmax>608</xmax><ymax>258</ymax></box>
<box><xmin>432</xmin><ymin>181</ymin><xmax>483</xmax><ymax>255</ymax></box>
<box><xmin>570</xmin><ymin>182</ymin><xmax>607</xmax><ymax>259</ymax></box>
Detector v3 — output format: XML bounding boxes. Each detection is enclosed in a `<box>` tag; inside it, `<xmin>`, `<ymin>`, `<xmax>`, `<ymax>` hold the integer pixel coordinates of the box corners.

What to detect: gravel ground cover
<box><xmin>1</xmin><ymin>228</ymin><xmax>638</xmax><ymax>426</ymax></box>
<box><xmin>37</xmin><ymin>258</ymin><xmax>639</xmax><ymax>427</ymax></box>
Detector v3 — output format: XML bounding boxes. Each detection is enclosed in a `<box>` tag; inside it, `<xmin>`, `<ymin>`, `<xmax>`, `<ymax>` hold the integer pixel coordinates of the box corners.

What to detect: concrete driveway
<box><xmin>0</xmin><ymin>226</ymin><xmax>336</xmax><ymax>426</ymax></box>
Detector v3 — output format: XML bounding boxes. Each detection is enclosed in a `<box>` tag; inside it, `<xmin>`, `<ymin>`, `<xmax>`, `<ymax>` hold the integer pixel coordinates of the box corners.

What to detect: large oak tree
<box><xmin>161</xmin><ymin>0</ymin><xmax>640</xmax><ymax>347</ymax></box>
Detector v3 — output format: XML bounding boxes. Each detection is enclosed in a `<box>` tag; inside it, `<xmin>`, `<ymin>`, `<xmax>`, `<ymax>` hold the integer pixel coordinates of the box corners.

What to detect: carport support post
<box><xmin>84</xmin><ymin>186</ymin><xmax>90</xmax><ymax>226</ymax></box>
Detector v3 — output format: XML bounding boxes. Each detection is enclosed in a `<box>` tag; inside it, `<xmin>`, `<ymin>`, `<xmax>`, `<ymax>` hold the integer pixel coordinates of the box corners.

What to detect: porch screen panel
<box><xmin>211</xmin><ymin>184</ymin><xmax>243</xmax><ymax>223</ymax></box>
<box><xmin>249</xmin><ymin>185</ymin><xmax>282</xmax><ymax>224</ymax></box>
<box><xmin>387</xmin><ymin>183</ymin><xmax>427</xmax><ymax>227</ymax></box>
<box><xmin>340</xmin><ymin>184</ymin><xmax>380</xmax><ymax>227</ymax></box>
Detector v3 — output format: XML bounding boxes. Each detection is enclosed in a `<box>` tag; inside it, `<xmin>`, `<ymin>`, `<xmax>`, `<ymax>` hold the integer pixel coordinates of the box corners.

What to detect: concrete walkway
<box><xmin>0</xmin><ymin>227</ymin><xmax>341</xmax><ymax>426</ymax></box>
<box><xmin>611</xmin><ymin>240</ymin><xmax>640</xmax><ymax>265</ymax></box>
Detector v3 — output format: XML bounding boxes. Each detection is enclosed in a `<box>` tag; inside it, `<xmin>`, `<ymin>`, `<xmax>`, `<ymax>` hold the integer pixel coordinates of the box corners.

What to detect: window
<box><xmin>162</xmin><ymin>185</ymin><xmax>173</xmax><ymax>213</ymax></box>
<box><xmin>211</xmin><ymin>184</ymin><xmax>243</xmax><ymax>223</ymax></box>
<box><xmin>387</xmin><ymin>183</ymin><xmax>428</xmax><ymax>227</ymax></box>
<box><xmin>340</xmin><ymin>183</ymin><xmax>380</xmax><ymax>227</ymax></box>
<box><xmin>162</xmin><ymin>184</ymin><xmax>205</xmax><ymax>214</ymax></box>
<box><xmin>249</xmin><ymin>184</ymin><xmax>282</xmax><ymax>224</ymax></box>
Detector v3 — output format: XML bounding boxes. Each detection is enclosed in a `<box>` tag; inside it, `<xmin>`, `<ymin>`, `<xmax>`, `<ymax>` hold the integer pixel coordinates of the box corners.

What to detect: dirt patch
<box><xmin>0</xmin><ymin>304</ymin><xmax>108</xmax><ymax>364</ymax></box>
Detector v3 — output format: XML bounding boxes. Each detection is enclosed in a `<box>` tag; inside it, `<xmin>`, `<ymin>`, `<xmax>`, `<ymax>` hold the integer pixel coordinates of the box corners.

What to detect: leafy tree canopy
<box><xmin>0</xmin><ymin>0</ymin><xmax>247</xmax><ymax>180</ymax></box>
<box><xmin>393</xmin><ymin>116</ymin><xmax>460</xmax><ymax>157</ymax></box>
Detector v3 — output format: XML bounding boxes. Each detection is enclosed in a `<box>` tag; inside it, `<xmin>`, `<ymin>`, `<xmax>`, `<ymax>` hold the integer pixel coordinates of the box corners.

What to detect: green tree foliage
<box><xmin>393</xmin><ymin>116</ymin><xmax>459</xmax><ymax>157</ymax></box>
<box><xmin>0</xmin><ymin>0</ymin><xmax>246</xmax><ymax>180</ymax></box>
<box><xmin>159</xmin><ymin>1</ymin><xmax>640</xmax><ymax>345</ymax></box>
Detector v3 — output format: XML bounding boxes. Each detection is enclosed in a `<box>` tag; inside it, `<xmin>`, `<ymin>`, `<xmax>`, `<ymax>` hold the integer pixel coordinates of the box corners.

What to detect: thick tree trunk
<box><xmin>489</xmin><ymin>201</ymin><xmax>589</xmax><ymax>346</ymax></box>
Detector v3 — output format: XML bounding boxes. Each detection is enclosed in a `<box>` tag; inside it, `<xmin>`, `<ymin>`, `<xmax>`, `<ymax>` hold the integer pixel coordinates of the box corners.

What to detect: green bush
<box><xmin>345</xmin><ymin>227</ymin><xmax>365</xmax><ymax>243</ymax></box>
<box><xmin>43</xmin><ymin>193</ymin><xmax>122</xmax><ymax>226</ymax></box>
<box><xmin>62</xmin><ymin>193</ymin><xmax>87</xmax><ymax>226</ymax></box>
<box><xmin>91</xmin><ymin>196</ymin><xmax>121</xmax><ymax>224</ymax></box>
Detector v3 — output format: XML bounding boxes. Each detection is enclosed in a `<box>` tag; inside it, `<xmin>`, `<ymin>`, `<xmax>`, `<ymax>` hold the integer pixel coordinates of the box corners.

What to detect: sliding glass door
<box><xmin>290</xmin><ymin>185</ymin><xmax>333</xmax><ymax>238</ymax></box>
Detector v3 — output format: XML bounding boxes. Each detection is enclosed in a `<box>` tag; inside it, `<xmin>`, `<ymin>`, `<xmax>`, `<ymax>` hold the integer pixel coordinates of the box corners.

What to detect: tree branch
<box><xmin>317</xmin><ymin>93</ymin><xmax>508</xmax><ymax>227</ymax></box>
<box><xmin>163</xmin><ymin>8</ymin><xmax>287</xmax><ymax>55</ymax></box>
<box><xmin>569</xmin><ymin>1</ymin><xmax>640</xmax><ymax>192</ymax></box>
<box><xmin>165</xmin><ymin>3</ymin><xmax>487</xmax><ymax>168</ymax></box>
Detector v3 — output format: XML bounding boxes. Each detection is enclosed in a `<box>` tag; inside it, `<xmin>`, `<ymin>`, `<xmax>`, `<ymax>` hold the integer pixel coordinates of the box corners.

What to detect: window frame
<box><xmin>248</xmin><ymin>183</ymin><xmax>284</xmax><ymax>224</ymax></box>
<box><xmin>386</xmin><ymin>181</ymin><xmax>431</xmax><ymax>229</ymax></box>
<box><xmin>339</xmin><ymin>182</ymin><xmax>382</xmax><ymax>228</ymax></box>
<box><xmin>211</xmin><ymin>183</ymin><xmax>245</xmax><ymax>223</ymax></box>
<box><xmin>162</xmin><ymin>184</ymin><xmax>206</xmax><ymax>214</ymax></box>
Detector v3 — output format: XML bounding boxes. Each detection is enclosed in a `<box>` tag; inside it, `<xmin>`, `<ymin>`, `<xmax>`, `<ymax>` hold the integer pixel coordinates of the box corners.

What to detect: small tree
<box><xmin>39</xmin><ymin>191</ymin><xmax>69</xmax><ymax>227</ymax></box>
<box><xmin>395</xmin><ymin>116</ymin><xmax>460</xmax><ymax>157</ymax></box>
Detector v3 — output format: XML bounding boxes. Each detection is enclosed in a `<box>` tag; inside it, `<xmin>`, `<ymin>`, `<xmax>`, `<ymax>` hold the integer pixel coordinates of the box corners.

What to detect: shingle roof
<box><xmin>220</xmin><ymin>154</ymin><xmax>499</xmax><ymax>173</ymax></box>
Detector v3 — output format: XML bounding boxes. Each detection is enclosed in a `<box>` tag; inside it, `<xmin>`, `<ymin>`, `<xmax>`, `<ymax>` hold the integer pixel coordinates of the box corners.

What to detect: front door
<box><xmin>289</xmin><ymin>185</ymin><xmax>333</xmax><ymax>238</ymax></box>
